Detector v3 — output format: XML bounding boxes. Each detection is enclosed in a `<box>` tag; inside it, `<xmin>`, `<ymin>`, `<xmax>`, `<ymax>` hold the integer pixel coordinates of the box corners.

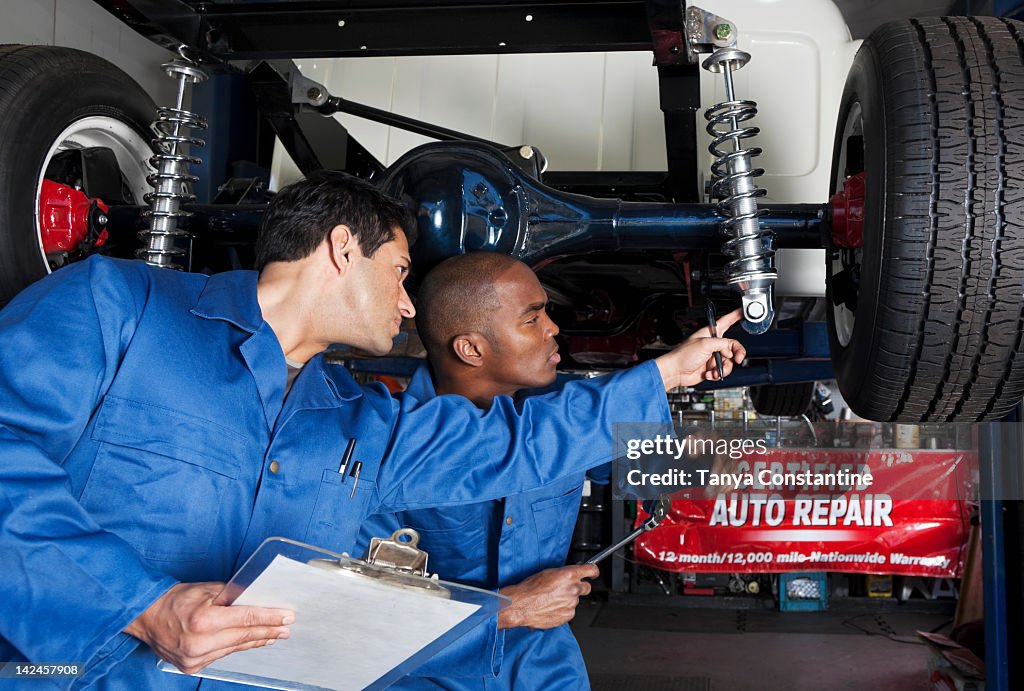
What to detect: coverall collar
<box><xmin>406</xmin><ymin>363</ymin><xmax>537</xmax><ymax>407</ymax></box>
<box><xmin>188</xmin><ymin>274</ymin><xmax>366</xmax><ymax>400</ymax></box>
<box><xmin>405</xmin><ymin>363</ymin><xmax>438</xmax><ymax>401</ymax></box>
<box><xmin>190</xmin><ymin>271</ymin><xmax>367</xmax><ymax>413</ymax></box>
<box><xmin>189</xmin><ymin>270</ymin><xmax>263</xmax><ymax>332</ymax></box>
<box><xmin>300</xmin><ymin>355</ymin><xmax>364</xmax><ymax>404</ymax></box>
<box><xmin>189</xmin><ymin>270</ymin><xmax>285</xmax><ymax>429</ymax></box>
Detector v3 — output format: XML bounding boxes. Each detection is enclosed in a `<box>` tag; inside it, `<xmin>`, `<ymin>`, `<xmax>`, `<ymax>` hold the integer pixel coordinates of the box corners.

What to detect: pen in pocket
<box><xmin>338</xmin><ymin>437</ymin><xmax>356</xmax><ymax>479</ymax></box>
<box><xmin>349</xmin><ymin>461</ymin><xmax>363</xmax><ymax>498</ymax></box>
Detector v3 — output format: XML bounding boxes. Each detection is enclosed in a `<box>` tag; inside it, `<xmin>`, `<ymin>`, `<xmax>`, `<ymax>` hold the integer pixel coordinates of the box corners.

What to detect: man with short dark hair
<box><xmin>0</xmin><ymin>171</ymin><xmax>743</xmax><ymax>690</ymax></box>
<box><xmin>255</xmin><ymin>169</ymin><xmax>407</xmax><ymax>269</ymax></box>
<box><xmin>367</xmin><ymin>252</ymin><xmax>745</xmax><ymax>689</ymax></box>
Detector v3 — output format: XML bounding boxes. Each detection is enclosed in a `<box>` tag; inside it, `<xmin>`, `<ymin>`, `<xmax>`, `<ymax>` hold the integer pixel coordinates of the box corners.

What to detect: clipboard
<box><xmin>158</xmin><ymin>530</ymin><xmax>508</xmax><ymax>691</ymax></box>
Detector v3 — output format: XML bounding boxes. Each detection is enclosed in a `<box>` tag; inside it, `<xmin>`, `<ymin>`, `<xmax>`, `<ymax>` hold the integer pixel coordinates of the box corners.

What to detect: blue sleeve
<box><xmin>526</xmin><ymin>373</ymin><xmax>613</xmax><ymax>484</ymax></box>
<box><xmin>0</xmin><ymin>260</ymin><xmax>177</xmax><ymax>685</ymax></box>
<box><xmin>376</xmin><ymin>361</ymin><xmax>670</xmax><ymax>511</ymax></box>
<box><xmin>586</xmin><ymin>462</ymin><xmax>613</xmax><ymax>484</ymax></box>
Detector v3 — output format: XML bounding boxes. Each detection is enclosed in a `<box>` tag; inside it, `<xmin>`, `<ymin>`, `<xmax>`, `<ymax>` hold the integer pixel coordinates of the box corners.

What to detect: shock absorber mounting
<box><xmin>701</xmin><ymin>46</ymin><xmax>776</xmax><ymax>333</ymax></box>
<box><xmin>140</xmin><ymin>47</ymin><xmax>208</xmax><ymax>269</ymax></box>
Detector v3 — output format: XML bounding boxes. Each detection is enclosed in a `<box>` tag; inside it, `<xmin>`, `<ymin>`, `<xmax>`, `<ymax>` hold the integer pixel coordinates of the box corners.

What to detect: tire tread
<box><xmin>837</xmin><ymin>18</ymin><xmax>1024</xmax><ymax>421</ymax></box>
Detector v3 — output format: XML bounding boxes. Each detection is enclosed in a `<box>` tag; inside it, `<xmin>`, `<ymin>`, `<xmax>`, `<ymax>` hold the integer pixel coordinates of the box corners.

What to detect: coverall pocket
<box><xmin>82</xmin><ymin>396</ymin><xmax>248</xmax><ymax>562</ymax></box>
<box><xmin>401</xmin><ymin>505</ymin><xmax>491</xmax><ymax>584</ymax></box>
<box><xmin>306</xmin><ymin>468</ymin><xmax>377</xmax><ymax>555</ymax></box>
<box><xmin>530</xmin><ymin>483</ymin><xmax>584</xmax><ymax>566</ymax></box>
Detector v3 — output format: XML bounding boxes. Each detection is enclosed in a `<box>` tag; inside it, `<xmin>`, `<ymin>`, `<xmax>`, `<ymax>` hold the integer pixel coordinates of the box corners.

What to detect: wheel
<box><xmin>749</xmin><ymin>382</ymin><xmax>814</xmax><ymax>417</ymax></box>
<box><xmin>826</xmin><ymin>17</ymin><xmax>1024</xmax><ymax>423</ymax></box>
<box><xmin>0</xmin><ymin>45</ymin><xmax>156</xmax><ymax>306</ymax></box>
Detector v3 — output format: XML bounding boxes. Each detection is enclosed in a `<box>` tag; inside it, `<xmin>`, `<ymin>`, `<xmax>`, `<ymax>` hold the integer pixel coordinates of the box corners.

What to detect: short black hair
<box><xmin>255</xmin><ymin>170</ymin><xmax>413</xmax><ymax>270</ymax></box>
<box><xmin>416</xmin><ymin>252</ymin><xmax>521</xmax><ymax>361</ymax></box>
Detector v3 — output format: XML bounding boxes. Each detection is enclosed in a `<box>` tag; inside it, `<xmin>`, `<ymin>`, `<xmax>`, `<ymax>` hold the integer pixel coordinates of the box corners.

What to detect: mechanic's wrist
<box><xmin>124</xmin><ymin>608</ymin><xmax>151</xmax><ymax>642</ymax></box>
<box><xmin>123</xmin><ymin>581</ymin><xmax>177</xmax><ymax>643</ymax></box>
<box><xmin>653</xmin><ymin>354</ymin><xmax>684</xmax><ymax>391</ymax></box>
<box><xmin>496</xmin><ymin>589</ymin><xmax>524</xmax><ymax>630</ymax></box>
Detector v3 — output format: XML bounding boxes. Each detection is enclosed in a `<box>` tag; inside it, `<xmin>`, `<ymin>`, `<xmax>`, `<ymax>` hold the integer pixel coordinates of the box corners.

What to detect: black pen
<box><xmin>338</xmin><ymin>438</ymin><xmax>356</xmax><ymax>479</ymax></box>
<box><xmin>706</xmin><ymin>301</ymin><xmax>726</xmax><ymax>381</ymax></box>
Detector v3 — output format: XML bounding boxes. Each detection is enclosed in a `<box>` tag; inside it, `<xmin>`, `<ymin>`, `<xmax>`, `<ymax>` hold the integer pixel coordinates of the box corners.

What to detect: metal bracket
<box><xmin>685</xmin><ymin>6</ymin><xmax>739</xmax><ymax>58</ymax></box>
<box><xmin>246</xmin><ymin>60</ymin><xmax>384</xmax><ymax>177</ymax></box>
<box><xmin>255</xmin><ymin>60</ymin><xmax>331</xmax><ymax>108</ymax></box>
<box><xmin>289</xmin><ymin>70</ymin><xmax>331</xmax><ymax>108</ymax></box>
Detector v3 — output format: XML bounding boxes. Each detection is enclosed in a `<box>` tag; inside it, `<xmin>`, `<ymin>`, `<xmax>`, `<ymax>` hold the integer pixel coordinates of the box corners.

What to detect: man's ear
<box><xmin>326</xmin><ymin>224</ymin><xmax>357</xmax><ymax>273</ymax></box>
<box><xmin>451</xmin><ymin>332</ymin><xmax>488</xmax><ymax>368</ymax></box>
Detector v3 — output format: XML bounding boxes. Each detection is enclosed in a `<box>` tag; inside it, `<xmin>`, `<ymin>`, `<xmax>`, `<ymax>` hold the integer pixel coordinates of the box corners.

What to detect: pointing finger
<box><xmin>715</xmin><ymin>308</ymin><xmax>744</xmax><ymax>334</ymax></box>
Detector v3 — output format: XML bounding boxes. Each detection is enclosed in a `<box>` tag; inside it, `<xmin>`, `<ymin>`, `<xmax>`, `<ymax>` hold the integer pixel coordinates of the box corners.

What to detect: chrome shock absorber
<box><xmin>702</xmin><ymin>48</ymin><xmax>776</xmax><ymax>334</ymax></box>
<box><xmin>139</xmin><ymin>48</ymin><xmax>208</xmax><ymax>269</ymax></box>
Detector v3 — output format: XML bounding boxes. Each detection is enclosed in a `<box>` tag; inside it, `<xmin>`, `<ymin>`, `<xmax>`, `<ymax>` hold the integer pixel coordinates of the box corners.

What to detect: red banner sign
<box><xmin>633</xmin><ymin>449</ymin><xmax>975</xmax><ymax>577</ymax></box>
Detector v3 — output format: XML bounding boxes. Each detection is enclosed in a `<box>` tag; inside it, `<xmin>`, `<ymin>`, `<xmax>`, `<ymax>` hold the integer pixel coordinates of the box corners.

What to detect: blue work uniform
<box><xmin>362</xmin><ymin>365</ymin><xmax>653</xmax><ymax>690</ymax></box>
<box><xmin>0</xmin><ymin>256</ymin><xmax>669</xmax><ymax>691</ymax></box>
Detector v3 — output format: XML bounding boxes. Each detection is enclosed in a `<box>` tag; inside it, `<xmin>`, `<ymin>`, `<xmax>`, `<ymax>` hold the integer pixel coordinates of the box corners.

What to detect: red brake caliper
<box><xmin>829</xmin><ymin>171</ymin><xmax>865</xmax><ymax>249</ymax></box>
<box><xmin>39</xmin><ymin>179</ymin><xmax>109</xmax><ymax>254</ymax></box>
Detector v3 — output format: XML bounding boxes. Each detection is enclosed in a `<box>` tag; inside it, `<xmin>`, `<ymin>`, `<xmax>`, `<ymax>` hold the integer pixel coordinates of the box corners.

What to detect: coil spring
<box><xmin>139</xmin><ymin>50</ymin><xmax>208</xmax><ymax>269</ymax></box>
<box><xmin>705</xmin><ymin>98</ymin><xmax>773</xmax><ymax>279</ymax></box>
<box><xmin>702</xmin><ymin>47</ymin><xmax>776</xmax><ymax>329</ymax></box>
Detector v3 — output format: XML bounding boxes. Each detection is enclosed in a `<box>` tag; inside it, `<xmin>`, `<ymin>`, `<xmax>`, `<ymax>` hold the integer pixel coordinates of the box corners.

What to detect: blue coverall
<box><xmin>0</xmin><ymin>256</ymin><xmax>669</xmax><ymax>690</ymax></box>
<box><xmin>361</xmin><ymin>366</ymin><xmax>646</xmax><ymax>690</ymax></box>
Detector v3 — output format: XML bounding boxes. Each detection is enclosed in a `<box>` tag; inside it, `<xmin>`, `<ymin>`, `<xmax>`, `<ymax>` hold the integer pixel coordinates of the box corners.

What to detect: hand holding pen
<box><xmin>706</xmin><ymin>301</ymin><xmax>726</xmax><ymax>382</ymax></box>
<box><xmin>652</xmin><ymin>308</ymin><xmax>746</xmax><ymax>389</ymax></box>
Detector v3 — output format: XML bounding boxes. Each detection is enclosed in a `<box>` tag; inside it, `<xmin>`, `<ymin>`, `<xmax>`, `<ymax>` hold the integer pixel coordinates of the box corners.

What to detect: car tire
<box><xmin>750</xmin><ymin>382</ymin><xmax>814</xmax><ymax>417</ymax></box>
<box><xmin>0</xmin><ymin>45</ymin><xmax>155</xmax><ymax>306</ymax></box>
<box><xmin>826</xmin><ymin>17</ymin><xmax>1024</xmax><ymax>422</ymax></box>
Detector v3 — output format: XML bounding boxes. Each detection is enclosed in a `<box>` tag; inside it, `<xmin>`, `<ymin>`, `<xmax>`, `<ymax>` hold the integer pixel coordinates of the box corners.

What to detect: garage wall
<box><xmin>0</xmin><ymin>0</ymin><xmax>175</xmax><ymax>105</ymax></box>
<box><xmin>293</xmin><ymin>51</ymin><xmax>664</xmax><ymax>174</ymax></box>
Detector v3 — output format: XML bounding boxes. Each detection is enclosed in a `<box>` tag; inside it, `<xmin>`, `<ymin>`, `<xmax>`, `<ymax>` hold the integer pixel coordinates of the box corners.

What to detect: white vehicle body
<box><xmin>274</xmin><ymin>0</ymin><xmax>860</xmax><ymax>296</ymax></box>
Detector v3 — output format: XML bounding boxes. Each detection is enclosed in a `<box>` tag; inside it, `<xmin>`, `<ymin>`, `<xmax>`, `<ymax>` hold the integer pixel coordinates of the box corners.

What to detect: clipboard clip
<box><xmin>309</xmin><ymin>529</ymin><xmax>451</xmax><ymax>598</ymax></box>
<box><xmin>366</xmin><ymin>528</ymin><xmax>429</xmax><ymax>576</ymax></box>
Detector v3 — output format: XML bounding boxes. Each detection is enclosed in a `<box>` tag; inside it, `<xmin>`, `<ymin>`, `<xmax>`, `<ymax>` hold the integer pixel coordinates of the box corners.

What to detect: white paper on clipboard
<box><xmin>158</xmin><ymin>536</ymin><xmax>507</xmax><ymax>691</ymax></box>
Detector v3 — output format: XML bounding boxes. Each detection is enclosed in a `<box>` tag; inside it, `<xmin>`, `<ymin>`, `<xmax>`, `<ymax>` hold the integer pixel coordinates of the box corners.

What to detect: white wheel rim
<box><xmin>832</xmin><ymin>102</ymin><xmax>864</xmax><ymax>349</ymax></box>
<box><xmin>33</xmin><ymin>116</ymin><xmax>153</xmax><ymax>271</ymax></box>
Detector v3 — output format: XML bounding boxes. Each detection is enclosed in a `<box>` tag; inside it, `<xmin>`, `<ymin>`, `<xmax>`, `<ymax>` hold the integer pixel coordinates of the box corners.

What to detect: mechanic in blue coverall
<box><xmin>0</xmin><ymin>172</ymin><xmax>745</xmax><ymax>690</ymax></box>
<box><xmin>364</xmin><ymin>253</ymin><xmax>745</xmax><ymax>689</ymax></box>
